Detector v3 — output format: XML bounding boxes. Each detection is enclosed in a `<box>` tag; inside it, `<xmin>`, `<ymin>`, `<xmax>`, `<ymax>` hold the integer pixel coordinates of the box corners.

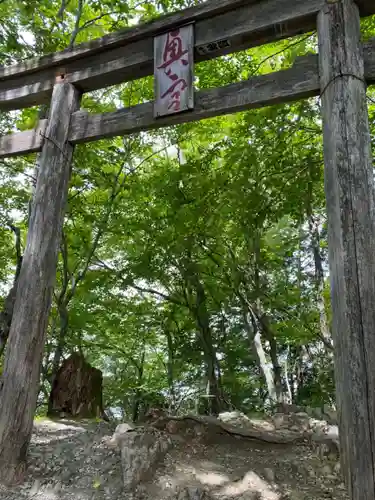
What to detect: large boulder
<box><xmin>218</xmin><ymin>411</ymin><xmax>251</xmax><ymax>427</ymax></box>
<box><xmin>116</xmin><ymin>426</ymin><xmax>172</xmax><ymax>493</ymax></box>
<box><xmin>311</xmin><ymin>425</ymin><xmax>340</xmax><ymax>459</ymax></box>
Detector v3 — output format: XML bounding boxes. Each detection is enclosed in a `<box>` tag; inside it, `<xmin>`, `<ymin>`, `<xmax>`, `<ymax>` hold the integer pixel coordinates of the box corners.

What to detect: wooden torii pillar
<box><xmin>0</xmin><ymin>81</ymin><xmax>81</xmax><ymax>482</ymax></box>
<box><xmin>318</xmin><ymin>1</ymin><xmax>375</xmax><ymax>496</ymax></box>
<box><xmin>0</xmin><ymin>0</ymin><xmax>373</xmax><ymax>495</ymax></box>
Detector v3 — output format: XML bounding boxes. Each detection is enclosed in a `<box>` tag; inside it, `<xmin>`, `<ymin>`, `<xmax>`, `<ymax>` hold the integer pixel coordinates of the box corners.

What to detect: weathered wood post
<box><xmin>0</xmin><ymin>81</ymin><xmax>81</xmax><ymax>484</ymax></box>
<box><xmin>317</xmin><ymin>0</ymin><xmax>375</xmax><ymax>497</ymax></box>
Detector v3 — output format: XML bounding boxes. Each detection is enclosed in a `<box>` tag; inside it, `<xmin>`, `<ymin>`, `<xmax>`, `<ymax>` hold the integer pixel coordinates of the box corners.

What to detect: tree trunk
<box><xmin>306</xmin><ymin>182</ymin><xmax>332</xmax><ymax>350</ymax></box>
<box><xmin>0</xmin><ymin>226</ymin><xmax>23</xmax><ymax>357</ymax></box>
<box><xmin>132</xmin><ymin>350</ymin><xmax>145</xmax><ymax>423</ymax></box>
<box><xmin>252</xmin><ymin>228</ymin><xmax>283</xmax><ymax>403</ymax></box>
<box><xmin>259</xmin><ymin>315</ymin><xmax>283</xmax><ymax>403</ymax></box>
<box><xmin>47</xmin><ymin>303</ymin><xmax>69</xmax><ymax>414</ymax></box>
<box><xmin>242</xmin><ymin>303</ymin><xmax>278</xmax><ymax>403</ymax></box>
<box><xmin>48</xmin><ymin>353</ymin><xmax>105</xmax><ymax>419</ymax></box>
<box><xmin>204</xmin><ymin>354</ymin><xmax>221</xmax><ymax>415</ymax></box>
<box><xmin>165</xmin><ymin>327</ymin><xmax>176</xmax><ymax>413</ymax></box>
<box><xmin>253</xmin><ymin>331</ymin><xmax>278</xmax><ymax>403</ymax></box>
<box><xmin>0</xmin><ymin>82</ymin><xmax>81</xmax><ymax>485</ymax></box>
<box><xmin>284</xmin><ymin>347</ymin><xmax>293</xmax><ymax>404</ymax></box>
<box><xmin>318</xmin><ymin>2</ymin><xmax>375</xmax><ymax>496</ymax></box>
<box><xmin>187</xmin><ymin>272</ymin><xmax>221</xmax><ymax>415</ymax></box>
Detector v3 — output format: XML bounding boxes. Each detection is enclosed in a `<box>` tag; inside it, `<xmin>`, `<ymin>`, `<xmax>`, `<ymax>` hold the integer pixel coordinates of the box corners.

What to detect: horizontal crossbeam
<box><xmin>70</xmin><ymin>56</ymin><xmax>320</xmax><ymax>143</ymax></box>
<box><xmin>1</xmin><ymin>38</ymin><xmax>374</xmax><ymax>159</ymax></box>
<box><xmin>0</xmin><ymin>0</ymin><xmax>374</xmax><ymax>111</ymax></box>
<box><xmin>0</xmin><ymin>122</ymin><xmax>47</xmax><ymax>158</ymax></box>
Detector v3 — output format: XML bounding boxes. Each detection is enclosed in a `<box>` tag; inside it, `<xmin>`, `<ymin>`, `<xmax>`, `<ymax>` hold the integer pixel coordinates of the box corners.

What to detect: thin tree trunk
<box><xmin>284</xmin><ymin>347</ymin><xmax>293</xmax><ymax>404</ymax></box>
<box><xmin>196</xmin><ymin>284</ymin><xmax>221</xmax><ymax>415</ymax></box>
<box><xmin>165</xmin><ymin>327</ymin><xmax>176</xmax><ymax>413</ymax></box>
<box><xmin>47</xmin><ymin>303</ymin><xmax>69</xmax><ymax>414</ymax></box>
<box><xmin>253</xmin><ymin>228</ymin><xmax>283</xmax><ymax>403</ymax></box>
<box><xmin>306</xmin><ymin>182</ymin><xmax>333</xmax><ymax>350</ymax></box>
<box><xmin>0</xmin><ymin>225</ymin><xmax>23</xmax><ymax>356</ymax></box>
<box><xmin>132</xmin><ymin>350</ymin><xmax>145</xmax><ymax>423</ymax></box>
<box><xmin>240</xmin><ymin>293</ymin><xmax>279</xmax><ymax>404</ymax></box>
<box><xmin>253</xmin><ymin>331</ymin><xmax>278</xmax><ymax>403</ymax></box>
<box><xmin>259</xmin><ymin>315</ymin><xmax>283</xmax><ymax>403</ymax></box>
<box><xmin>188</xmin><ymin>272</ymin><xmax>221</xmax><ymax>415</ymax></box>
<box><xmin>47</xmin><ymin>158</ymin><xmax>135</xmax><ymax>400</ymax></box>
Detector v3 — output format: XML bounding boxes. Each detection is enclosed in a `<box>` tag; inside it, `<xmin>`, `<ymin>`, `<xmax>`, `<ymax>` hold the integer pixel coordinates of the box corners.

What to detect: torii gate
<box><xmin>0</xmin><ymin>0</ymin><xmax>374</xmax><ymax>495</ymax></box>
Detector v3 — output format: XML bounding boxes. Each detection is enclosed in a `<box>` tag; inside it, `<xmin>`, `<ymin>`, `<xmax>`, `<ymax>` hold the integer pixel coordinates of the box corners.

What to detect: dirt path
<box><xmin>0</xmin><ymin>418</ymin><xmax>347</xmax><ymax>500</ymax></box>
<box><xmin>0</xmin><ymin>419</ymin><xmax>122</xmax><ymax>500</ymax></box>
<box><xmin>142</xmin><ymin>433</ymin><xmax>347</xmax><ymax>500</ymax></box>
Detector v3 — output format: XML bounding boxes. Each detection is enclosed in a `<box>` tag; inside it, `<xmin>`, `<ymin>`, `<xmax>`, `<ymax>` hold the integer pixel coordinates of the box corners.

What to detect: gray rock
<box><xmin>322</xmin><ymin>464</ymin><xmax>333</xmax><ymax>475</ymax></box>
<box><xmin>175</xmin><ymin>486</ymin><xmax>212</xmax><ymax>499</ymax></box>
<box><xmin>115</xmin><ymin>422</ymin><xmax>134</xmax><ymax>435</ymax></box>
<box><xmin>119</xmin><ymin>427</ymin><xmax>172</xmax><ymax>492</ymax></box>
<box><xmin>272</xmin><ymin>413</ymin><xmax>290</xmax><ymax>430</ymax></box>
<box><xmin>263</xmin><ymin>467</ymin><xmax>276</xmax><ymax>482</ymax></box>
<box><xmin>29</xmin><ymin>479</ymin><xmax>41</xmax><ymax>495</ymax></box>
<box><xmin>107</xmin><ymin>422</ymin><xmax>135</xmax><ymax>448</ymax></box>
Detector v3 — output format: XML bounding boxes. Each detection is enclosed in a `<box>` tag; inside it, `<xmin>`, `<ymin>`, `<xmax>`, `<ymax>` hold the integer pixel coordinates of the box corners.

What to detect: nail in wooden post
<box><xmin>317</xmin><ymin>0</ymin><xmax>375</xmax><ymax>498</ymax></box>
<box><xmin>0</xmin><ymin>82</ymin><xmax>81</xmax><ymax>484</ymax></box>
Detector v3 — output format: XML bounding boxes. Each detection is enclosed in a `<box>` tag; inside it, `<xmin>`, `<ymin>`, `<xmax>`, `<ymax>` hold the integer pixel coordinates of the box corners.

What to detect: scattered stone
<box><xmin>166</xmin><ymin>419</ymin><xmax>180</xmax><ymax>434</ymax></box>
<box><xmin>119</xmin><ymin>427</ymin><xmax>172</xmax><ymax>492</ymax></box>
<box><xmin>175</xmin><ymin>486</ymin><xmax>211</xmax><ymax>499</ymax></box>
<box><xmin>0</xmin><ymin>409</ymin><xmax>347</xmax><ymax>500</ymax></box>
<box><xmin>218</xmin><ymin>411</ymin><xmax>252</xmax><ymax>427</ymax></box>
<box><xmin>107</xmin><ymin>422</ymin><xmax>135</xmax><ymax>448</ymax></box>
<box><xmin>273</xmin><ymin>413</ymin><xmax>289</xmax><ymax>430</ymax></box>
<box><xmin>29</xmin><ymin>479</ymin><xmax>41</xmax><ymax>495</ymax></box>
<box><xmin>263</xmin><ymin>467</ymin><xmax>276</xmax><ymax>482</ymax></box>
<box><xmin>322</xmin><ymin>464</ymin><xmax>333</xmax><ymax>476</ymax></box>
<box><xmin>307</xmin><ymin>468</ymin><xmax>316</xmax><ymax>478</ymax></box>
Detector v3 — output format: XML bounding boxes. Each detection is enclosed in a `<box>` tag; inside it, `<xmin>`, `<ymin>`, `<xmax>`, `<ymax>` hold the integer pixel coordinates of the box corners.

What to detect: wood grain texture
<box><xmin>318</xmin><ymin>1</ymin><xmax>375</xmax><ymax>498</ymax></box>
<box><xmin>0</xmin><ymin>0</ymin><xmax>327</xmax><ymax>111</ymax></box>
<box><xmin>2</xmin><ymin>0</ymin><xmax>373</xmax><ymax>86</ymax></box>
<box><xmin>1</xmin><ymin>37</ymin><xmax>373</xmax><ymax>158</ymax></box>
<box><xmin>0</xmin><ymin>83</ymin><xmax>81</xmax><ymax>484</ymax></box>
<box><xmin>69</xmin><ymin>39</ymin><xmax>375</xmax><ymax>144</ymax></box>
<box><xmin>69</xmin><ymin>57</ymin><xmax>320</xmax><ymax>143</ymax></box>
<box><xmin>0</xmin><ymin>0</ymin><xmax>250</xmax><ymax>80</ymax></box>
<box><xmin>0</xmin><ymin>120</ymin><xmax>46</xmax><ymax>158</ymax></box>
<box><xmin>0</xmin><ymin>0</ymin><xmax>317</xmax><ymax>80</ymax></box>
<box><xmin>0</xmin><ymin>0</ymin><xmax>373</xmax><ymax>111</ymax></box>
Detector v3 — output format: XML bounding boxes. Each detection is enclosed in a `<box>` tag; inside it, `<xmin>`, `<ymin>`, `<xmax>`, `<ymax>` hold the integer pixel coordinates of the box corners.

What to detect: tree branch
<box><xmin>68</xmin><ymin>0</ymin><xmax>84</xmax><ymax>49</ymax></box>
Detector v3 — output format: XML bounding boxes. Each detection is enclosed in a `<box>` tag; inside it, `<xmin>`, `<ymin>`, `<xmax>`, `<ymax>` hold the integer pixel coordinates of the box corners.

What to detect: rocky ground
<box><xmin>0</xmin><ymin>419</ymin><xmax>123</xmax><ymax>500</ymax></box>
<box><xmin>0</xmin><ymin>411</ymin><xmax>348</xmax><ymax>500</ymax></box>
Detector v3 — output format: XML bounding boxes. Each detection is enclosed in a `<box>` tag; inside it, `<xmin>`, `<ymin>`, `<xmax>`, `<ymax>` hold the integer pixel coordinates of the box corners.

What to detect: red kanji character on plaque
<box><xmin>154</xmin><ymin>25</ymin><xmax>193</xmax><ymax>116</ymax></box>
<box><xmin>168</xmin><ymin>91</ymin><xmax>182</xmax><ymax>111</ymax></box>
<box><xmin>157</xmin><ymin>29</ymin><xmax>189</xmax><ymax>70</ymax></box>
<box><xmin>161</xmin><ymin>77</ymin><xmax>187</xmax><ymax>112</ymax></box>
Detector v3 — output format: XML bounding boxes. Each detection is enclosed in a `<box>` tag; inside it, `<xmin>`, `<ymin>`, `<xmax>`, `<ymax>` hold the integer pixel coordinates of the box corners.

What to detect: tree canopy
<box><xmin>0</xmin><ymin>0</ymin><xmax>374</xmax><ymax>424</ymax></box>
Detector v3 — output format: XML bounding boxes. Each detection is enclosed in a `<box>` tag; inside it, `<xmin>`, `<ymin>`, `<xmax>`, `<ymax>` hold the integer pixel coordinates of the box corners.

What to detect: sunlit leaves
<box><xmin>1</xmin><ymin>0</ymin><xmax>374</xmax><ymax>414</ymax></box>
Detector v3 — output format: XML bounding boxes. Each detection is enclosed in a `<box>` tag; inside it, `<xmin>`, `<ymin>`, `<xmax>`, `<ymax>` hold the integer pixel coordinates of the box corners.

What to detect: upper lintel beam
<box><xmin>1</xmin><ymin>0</ymin><xmax>374</xmax><ymax>111</ymax></box>
<box><xmin>1</xmin><ymin>38</ymin><xmax>373</xmax><ymax>159</ymax></box>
